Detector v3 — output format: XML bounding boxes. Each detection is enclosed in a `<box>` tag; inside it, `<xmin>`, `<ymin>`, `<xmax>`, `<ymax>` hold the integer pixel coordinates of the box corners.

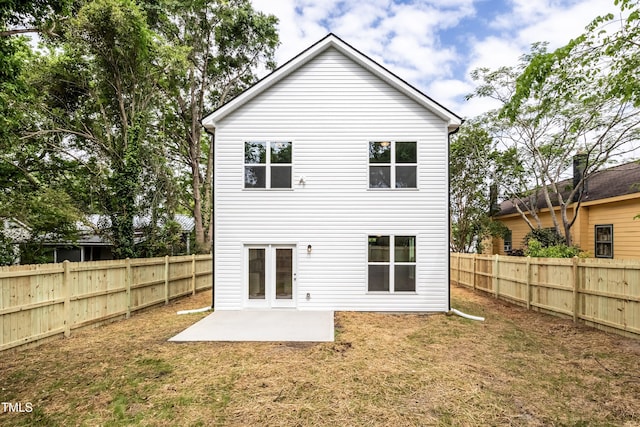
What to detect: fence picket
<box><xmin>0</xmin><ymin>255</ymin><xmax>212</xmax><ymax>352</ymax></box>
<box><xmin>451</xmin><ymin>253</ymin><xmax>639</xmax><ymax>339</ymax></box>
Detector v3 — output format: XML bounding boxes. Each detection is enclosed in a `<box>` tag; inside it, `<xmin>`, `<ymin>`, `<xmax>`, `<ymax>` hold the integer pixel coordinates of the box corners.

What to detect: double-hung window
<box><xmin>244</xmin><ymin>141</ymin><xmax>292</xmax><ymax>189</ymax></box>
<box><xmin>595</xmin><ymin>224</ymin><xmax>613</xmax><ymax>258</ymax></box>
<box><xmin>368</xmin><ymin>235</ymin><xmax>416</xmax><ymax>292</ymax></box>
<box><xmin>369</xmin><ymin>141</ymin><xmax>417</xmax><ymax>188</ymax></box>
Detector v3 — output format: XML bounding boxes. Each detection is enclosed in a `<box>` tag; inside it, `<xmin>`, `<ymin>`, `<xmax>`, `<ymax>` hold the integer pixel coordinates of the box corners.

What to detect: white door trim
<box><xmin>244</xmin><ymin>244</ymin><xmax>297</xmax><ymax>308</ymax></box>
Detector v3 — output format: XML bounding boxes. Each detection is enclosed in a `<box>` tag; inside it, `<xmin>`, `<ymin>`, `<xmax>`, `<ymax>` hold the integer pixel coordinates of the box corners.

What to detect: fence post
<box><xmin>572</xmin><ymin>256</ymin><xmax>579</xmax><ymax>322</ymax></box>
<box><xmin>454</xmin><ymin>252</ymin><xmax>460</xmax><ymax>286</ymax></box>
<box><xmin>526</xmin><ymin>256</ymin><xmax>531</xmax><ymax>310</ymax></box>
<box><xmin>191</xmin><ymin>254</ymin><xmax>196</xmax><ymax>295</ymax></box>
<box><xmin>63</xmin><ymin>260</ymin><xmax>71</xmax><ymax>338</ymax></box>
<box><xmin>493</xmin><ymin>254</ymin><xmax>499</xmax><ymax>298</ymax></box>
<box><xmin>125</xmin><ymin>258</ymin><xmax>131</xmax><ymax>319</ymax></box>
<box><xmin>164</xmin><ymin>255</ymin><xmax>169</xmax><ymax>305</ymax></box>
<box><xmin>472</xmin><ymin>254</ymin><xmax>477</xmax><ymax>291</ymax></box>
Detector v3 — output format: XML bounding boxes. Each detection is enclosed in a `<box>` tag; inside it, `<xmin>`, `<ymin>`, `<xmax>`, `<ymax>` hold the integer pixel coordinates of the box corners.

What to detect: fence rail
<box><xmin>0</xmin><ymin>254</ymin><xmax>212</xmax><ymax>352</ymax></box>
<box><xmin>450</xmin><ymin>253</ymin><xmax>640</xmax><ymax>339</ymax></box>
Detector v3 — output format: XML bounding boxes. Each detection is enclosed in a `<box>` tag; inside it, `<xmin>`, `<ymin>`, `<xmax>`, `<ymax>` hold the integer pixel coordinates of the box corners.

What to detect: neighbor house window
<box><xmin>595</xmin><ymin>224</ymin><xmax>613</xmax><ymax>258</ymax></box>
<box><xmin>368</xmin><ymin>235</ymin><xmax>416</xmax><ymax>292</ymax></box>
<box><xmin>369</xmin><ymin>141</ymin><xmax>417</xmax><ymax>188</ymax></box>
<box><xmin>244</xmin><ymin>141</ymin><xmax>292</xmax><ymax>188</ymax></box>
<box><xmin>503</xmin><ymin>230</ymin><xmax>512</xmax><ymax>253</ymax></box>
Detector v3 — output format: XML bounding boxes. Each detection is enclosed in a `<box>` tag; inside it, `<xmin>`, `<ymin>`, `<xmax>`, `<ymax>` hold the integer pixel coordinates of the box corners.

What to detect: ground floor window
<box><xmin>595</xmin><ymin>224</ymin><xmax>613</xmax><ymax>258</ymax></box>
<box><xmin>367</xmin><ymin>235</ymin><xmax>416</xmax><ymax>292</ymax></box>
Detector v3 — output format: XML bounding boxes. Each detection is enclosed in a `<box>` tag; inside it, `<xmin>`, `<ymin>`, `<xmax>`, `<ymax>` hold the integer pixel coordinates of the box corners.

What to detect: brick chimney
<box><xmin>572</xmin><ymin>153</ymin><xmax>588</xmax><ymax>202</ymax></box>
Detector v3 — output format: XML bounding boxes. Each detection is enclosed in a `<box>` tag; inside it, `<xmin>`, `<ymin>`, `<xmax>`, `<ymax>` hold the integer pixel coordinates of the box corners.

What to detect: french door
<box><xmin>246</xmin><ymin>245</ymin><xmax>296</xmax><ymax>308</ymax></box>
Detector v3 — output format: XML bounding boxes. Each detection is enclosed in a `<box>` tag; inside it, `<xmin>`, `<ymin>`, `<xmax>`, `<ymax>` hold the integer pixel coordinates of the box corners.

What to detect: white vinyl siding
<box><xmin>213</xmin><ymin>47</ymin><xmax>449</xmax><ymax>311</ymax></box>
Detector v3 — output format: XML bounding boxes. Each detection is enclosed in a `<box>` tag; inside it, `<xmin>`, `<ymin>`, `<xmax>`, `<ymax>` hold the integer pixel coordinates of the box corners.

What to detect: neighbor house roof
<box><xmin>46</xmin><ymin>214</ymin><xmax>195</xmax><ymax>246</ymax></box>
<box><xmin>82</xmin><ymin>214</ymin><xmax>195</xmax><ymax>233</ymax></box>
<box><xmin>496</xmin><ymin>160</ymin><xmax>640</xmax><ymax>217</ymax></box>
<box><xmin>1</xmin><ymin>219</ymin><xmax>31</xmax><ymax>243</ymax></box>
<box><xmin>201</xmin><ymin>33</ymin><xmax>462</xmax><ymax>132</ymax></box>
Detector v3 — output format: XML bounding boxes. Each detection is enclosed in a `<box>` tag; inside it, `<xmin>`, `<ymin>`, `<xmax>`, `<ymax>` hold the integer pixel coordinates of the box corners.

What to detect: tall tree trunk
<box><xmin>190</xmin><ymin>144</ymin><xmax>206</xmax><ymax>253</ymax></box>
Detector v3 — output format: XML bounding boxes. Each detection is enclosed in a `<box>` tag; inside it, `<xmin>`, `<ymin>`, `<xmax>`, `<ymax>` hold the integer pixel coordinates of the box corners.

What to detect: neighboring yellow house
<box><xmin>488</xmin><ymin>161</ymin><xmax>640</xmax><ymax>259</ymax></box>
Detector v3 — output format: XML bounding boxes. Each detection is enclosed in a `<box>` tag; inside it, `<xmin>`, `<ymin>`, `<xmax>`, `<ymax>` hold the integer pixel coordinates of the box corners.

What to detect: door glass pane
<box><xmin>368</xmin><ymin>265</ymin><xmax>390</xmax><ymax>291</ymax></box>
<box><xmin>395</xmin><ymin>265</ymin><xmax>416</xmax><ymax>292</ymax></box>
<box><xmin>369</xmin><ymin>166</ymin><xmax>391</xmax><ymax>188</ymax></box>
<box><xmin>271</xmin><ymin>166</ymin><xmax>292</xmax><ymax>188</ymax></box>
<box><xmin>248</xmin><ymin>249</ymin><xmax>265</xmax><ymax>299</ymax></box>
<box><xmin>275</xmin><ymin>249</ymin><xmax>293</xmax><ymax>299</ymax></box>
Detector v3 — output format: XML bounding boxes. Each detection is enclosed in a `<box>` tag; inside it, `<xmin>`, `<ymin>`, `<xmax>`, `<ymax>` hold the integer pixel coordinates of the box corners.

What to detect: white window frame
<box><xmin>368</xmin><ymin>141</ymin><xmax>418</xmax><ymax>189</ymax></box>
<box><xmin>367</xmin><ymin>235</ymin><xmax>417</xmax><ymax>293</ymax></box>
<box><xmin>243</xmin><ymin>141</ymin><xmax>293</xmax><ymax>189</ymax></box>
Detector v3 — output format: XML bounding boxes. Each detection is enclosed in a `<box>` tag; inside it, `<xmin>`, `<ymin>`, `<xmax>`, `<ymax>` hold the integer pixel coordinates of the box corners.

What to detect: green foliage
<box><xmin>470</xmin><ymin>1</ymin><xmax>640</xmax><ymax>247</ymax></box>
<box><xmin>1</xmin><ymin>0</ymin><xmax>280</xmax><ymax>261</ymax></box>
<box><xmin>51</xmin><ymin>0</ymin><xmax>163</xmax><ymax>259</ymax></box>
<box><xmin>137</xmin><ymin>220</ymin><xmax>188</xmax><ymax>257</ymax></box>
<box><xmin>522</xmin><ymin>228</ymin><xmax>566</xmax><ymax>248</ymax></box>
<box><xmin>150</xmin><ymin>0</ymin><xmax>279</xmax><ymax>254</ymax></box>
<box><xmin>524</xmin><ymin>239</ymin><xmax>586</xmax><ymax>258</ymax></box>
<box><xmin>0</xmin><ymin>0</ymin><xmax>71</xmax><ymax>26</ymax></box>
<box><xmin>450</xmin><ymin>121</ymin><xmax>512</xmax><ymax>253</ymax></box>
<box><xmin>0</xmin><ymin>230</ymin><xmax>17</xmax><ymax>266</ymax></box>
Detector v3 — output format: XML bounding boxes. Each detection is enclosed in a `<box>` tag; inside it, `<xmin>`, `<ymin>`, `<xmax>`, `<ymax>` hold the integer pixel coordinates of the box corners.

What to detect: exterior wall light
<box><xmin>307</xmin><ymin>244</ymin><xmax>312</xmax><ymax>253</ymax></box>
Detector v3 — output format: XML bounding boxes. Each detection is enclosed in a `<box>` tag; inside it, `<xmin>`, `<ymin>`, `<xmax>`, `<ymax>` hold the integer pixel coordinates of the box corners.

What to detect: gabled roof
<box><xmin>496</xmin><ymin>160</ymin><xmax>640</xmax><ymax>216</ymax></box>
<box><xmin>202</xmin><ymin>33</ymin><xmax>462</xmax><ymax>132</ymax></box>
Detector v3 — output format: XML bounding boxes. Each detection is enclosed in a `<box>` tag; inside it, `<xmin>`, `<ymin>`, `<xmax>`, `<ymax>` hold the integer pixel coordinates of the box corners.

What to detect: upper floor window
<box><xmin>244</xmin><ymin>141</ymin><xmax>292</xmax><ymax>189</ymax></box>
<box><xmin>369</xmin><ymin>141</ymin><xmax>417</xmax><ymax>188</ymax></box>
<box><xmin>595</xmin><ymin>224</ymin><xmax>613</xmax><ymax>258</ymax></box>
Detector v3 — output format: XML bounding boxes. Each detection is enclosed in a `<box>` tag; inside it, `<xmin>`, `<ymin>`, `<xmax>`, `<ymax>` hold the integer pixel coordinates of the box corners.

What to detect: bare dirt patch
<box><xmin>1</xmin><ymin>285</ymin><xmax>639</xmax><ymax>426</ymax></box>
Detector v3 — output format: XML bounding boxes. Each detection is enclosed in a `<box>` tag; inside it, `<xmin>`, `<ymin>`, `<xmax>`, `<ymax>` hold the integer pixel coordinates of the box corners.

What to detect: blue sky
<box><xmin>251</xmin><ymin>0</ymin><xmax>621</xmax><ymax>119</ymax></box>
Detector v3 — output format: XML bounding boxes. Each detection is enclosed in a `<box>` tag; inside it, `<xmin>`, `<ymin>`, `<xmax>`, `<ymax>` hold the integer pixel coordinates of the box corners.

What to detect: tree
<box><xmin>151</xmin><ymin>0</ymin><xmax>279</xmax><ymax>253</ymax></box>
<box><xmin>471</xmin><ymin>18</ymin><xmax>640</xmax><ymax>247</ymax></box>
<box><xmin>449</xmin><ymin>121</ymin><xmax>510</xmax><ymax>253</ymax></box>
<box><xmin>468</xmin><ymin>61</ymin><xmax>552</xmax><ymax>234</ymax></box>
<box><xmin>1</xmin><ymin>25</ymin><xmax>83</xmax><ymax>263</ymax></box>
<box><xmin>507</xmin><ymin>0</ymin><xmax>640</xmax><ymax>226</ymax></box>
<box><xmin>0</xmin><ymin>0</ymin><xmax>73</xmax><ymax>37</ymax></box>
<box><xmin>27</xmin><ymin>0</ymin><xmax>168</xmax><ymax>259</ymax></box>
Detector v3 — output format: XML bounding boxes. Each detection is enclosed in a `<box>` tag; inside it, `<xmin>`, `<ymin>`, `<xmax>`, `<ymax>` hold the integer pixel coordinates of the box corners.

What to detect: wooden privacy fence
<box><xmin>450</xmin><ymin>253</ymin><xmax>640</xmax><ymax>339</ymax></box>
<box><xmin>0</xmin><ymin>254</ymin><xmax>212</xmax><ymax>352</ymax></box>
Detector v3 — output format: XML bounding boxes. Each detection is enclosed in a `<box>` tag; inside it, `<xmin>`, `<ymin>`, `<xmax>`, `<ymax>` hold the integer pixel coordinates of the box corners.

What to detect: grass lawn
<box><xmin>1</xmin><ymin>285</ymin><xmax>639</xmax><ymax>426</ymax></box>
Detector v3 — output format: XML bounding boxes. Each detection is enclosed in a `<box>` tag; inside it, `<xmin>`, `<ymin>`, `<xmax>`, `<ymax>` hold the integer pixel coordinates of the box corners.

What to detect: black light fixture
<box><xmin>307</xmin><ymin>244</ymin><xmax>312</xmax><ymax>253</ymax></box>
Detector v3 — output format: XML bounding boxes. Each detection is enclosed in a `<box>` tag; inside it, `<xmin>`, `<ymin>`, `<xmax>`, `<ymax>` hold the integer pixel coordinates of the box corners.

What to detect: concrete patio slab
<box><xmin>169</xmin><ymin>310</ymin><xmax>335</xmax><ymax>342</ymax></box>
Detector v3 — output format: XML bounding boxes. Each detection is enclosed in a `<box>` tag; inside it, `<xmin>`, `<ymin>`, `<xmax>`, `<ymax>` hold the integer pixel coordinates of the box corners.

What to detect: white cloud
<box><xmin>251</xmin><ymin>0</ymin><xmax>623</xmax><ymax>118</ymax></box>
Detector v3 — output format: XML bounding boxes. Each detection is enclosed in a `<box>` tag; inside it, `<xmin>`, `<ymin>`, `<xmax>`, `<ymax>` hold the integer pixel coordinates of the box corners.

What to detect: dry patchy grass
<box><xmin>1</xmin><ymin>285</ymin><xmax>639</xmax><ymax>426</ymax></box>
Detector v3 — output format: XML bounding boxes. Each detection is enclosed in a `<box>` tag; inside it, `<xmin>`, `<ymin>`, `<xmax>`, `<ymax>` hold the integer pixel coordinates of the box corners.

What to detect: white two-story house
<box><xmin>202</xmin><ymin>34</ymin><xmax>462</xmax><ymax>312</ymax></box>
